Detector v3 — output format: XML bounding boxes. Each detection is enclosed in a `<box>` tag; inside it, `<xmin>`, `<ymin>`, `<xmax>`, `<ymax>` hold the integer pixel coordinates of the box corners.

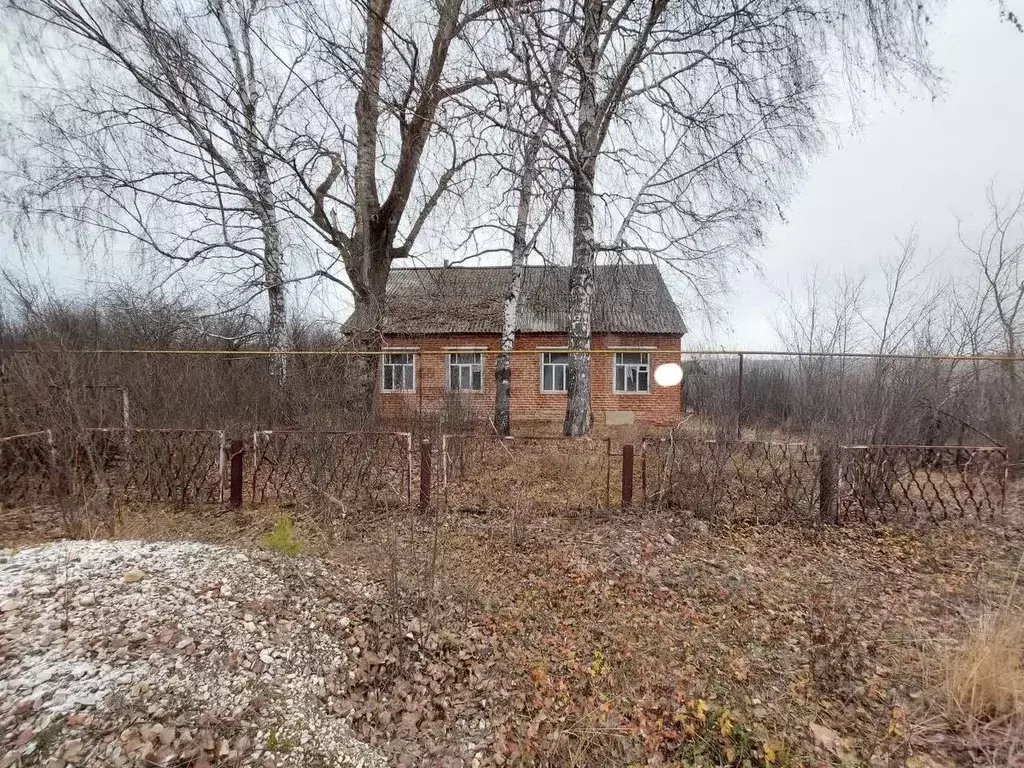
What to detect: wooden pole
<box><xmin>818</xmin><ymin>445</ymin><xmax>835</xmax><ymax>523</ymax></box>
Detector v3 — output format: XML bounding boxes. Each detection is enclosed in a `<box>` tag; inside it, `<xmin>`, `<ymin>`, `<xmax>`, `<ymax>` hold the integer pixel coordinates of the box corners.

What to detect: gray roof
<box><xmin>357</xmin><ymin>264</ymin><xmax>687</xmax><ymax>336</ymax></box>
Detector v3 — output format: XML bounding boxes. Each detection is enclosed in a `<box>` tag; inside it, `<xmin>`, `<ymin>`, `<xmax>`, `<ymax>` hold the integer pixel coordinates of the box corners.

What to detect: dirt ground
<box><xmin>3</xmin><ymin>501</ymin><xmax>1023</xmax><ymax>767</ymax></box>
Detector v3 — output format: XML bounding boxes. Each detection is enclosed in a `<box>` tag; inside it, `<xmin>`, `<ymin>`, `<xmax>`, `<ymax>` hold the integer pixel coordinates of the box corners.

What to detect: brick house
<box><xmin>355</xmin><ymin>264</ymin><xmax>687</xmax><ymax>427</ymax></box>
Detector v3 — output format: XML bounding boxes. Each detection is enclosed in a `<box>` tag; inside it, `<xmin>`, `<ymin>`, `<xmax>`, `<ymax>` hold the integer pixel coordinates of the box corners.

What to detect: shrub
<box><xmin>260</xmin><ymin>515</ymin><xmax>306</xmax><ymax>556</ymax></box>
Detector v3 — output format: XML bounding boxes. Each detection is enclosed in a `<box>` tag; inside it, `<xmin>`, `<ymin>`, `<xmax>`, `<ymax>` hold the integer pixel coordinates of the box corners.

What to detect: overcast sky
<box><xmin>3</xmin><ymin>0</ymin><xmax>1023</xmax><ymax>350</ymax></box>
<box><xmin>702</xmin><ymin>0</ymin><xmax>1024</xmax><ymax>349</ymax></box>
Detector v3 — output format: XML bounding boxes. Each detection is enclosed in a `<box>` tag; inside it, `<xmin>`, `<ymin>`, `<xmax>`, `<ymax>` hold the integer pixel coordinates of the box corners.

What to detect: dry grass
<box><xmin>935</xmin><ymin>550</ymin><xmax>1024</xmax><ymax>765</ymax></box>
<box><xmin>943</xmin><ymin>610</ymin><xmax>1024</xmax><ymax>726</ymax></box>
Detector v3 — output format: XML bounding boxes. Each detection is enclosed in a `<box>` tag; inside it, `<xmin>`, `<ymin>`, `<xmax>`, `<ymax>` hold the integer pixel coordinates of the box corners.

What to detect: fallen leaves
<box><xmin>809</xmin><ymin>721</ymin><xmax>855</xmax><ymax>764</ymax></box>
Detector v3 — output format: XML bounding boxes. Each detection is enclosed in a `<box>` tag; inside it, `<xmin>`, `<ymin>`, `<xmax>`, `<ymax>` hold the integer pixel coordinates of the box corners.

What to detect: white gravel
<box><xmin>0</xmin><ymin>540</ymin><xmax>387</xmax><ymax>767</ymax></box>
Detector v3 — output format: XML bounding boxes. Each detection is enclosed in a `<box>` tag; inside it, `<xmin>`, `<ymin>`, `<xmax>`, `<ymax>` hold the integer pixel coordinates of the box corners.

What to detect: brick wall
<box><xmin>379</xmin><ymin>333</ymin><xmax>683</xmax><ymax>427</ymax></box>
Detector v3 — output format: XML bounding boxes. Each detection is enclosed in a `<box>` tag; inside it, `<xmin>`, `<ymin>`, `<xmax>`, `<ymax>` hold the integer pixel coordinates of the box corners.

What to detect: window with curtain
<box><xmin>614</xmin><ymin>352</ymin><xmax>650</xmax><ymax>393</ymax></box>
<box><xmin>448</xmin><ymin>352</ymin><xmax>483</xmax><ymax>391</ymax></box>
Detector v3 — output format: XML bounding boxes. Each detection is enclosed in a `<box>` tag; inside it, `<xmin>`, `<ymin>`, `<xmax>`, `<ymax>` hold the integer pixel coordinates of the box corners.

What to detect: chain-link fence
<box><xmin>835</xmin><ymin>445</ymin><xmax>1006</xmax><ymax>523</ymax></box>
<box><xmin>683</xmin><ymin>350</ymin><xmax>1022</xmax><ymax>448</ymax></box>
<box><xmin>71</xmin><ymin>428</ymin><xmax>226</xmax><ymax>504</ymax></box>
<box><xmin>639</xmin><ymin>436</ymin><xmax>820</xmax><ymax>522</ymax></box>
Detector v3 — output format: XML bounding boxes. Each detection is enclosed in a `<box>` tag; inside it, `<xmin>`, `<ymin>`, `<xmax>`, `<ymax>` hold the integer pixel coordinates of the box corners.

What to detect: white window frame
<box><xmin>381</xmin><ymin>351</ymin><xmax>416</xmax><ymax>392</ymax></box>
<box><xmin>539</xmin><ymin>350</ymin><xmax>569</xmax><ymax>393</ymax></box>
<box><xmin>447</xmin><ymin>350</ymin><xmax>484</xmax><ymax>392</ymax></box>
<box><xmin>613</xmin><ymin>351</ymin><xmax>651</xmax><ymax>394</ymax></box>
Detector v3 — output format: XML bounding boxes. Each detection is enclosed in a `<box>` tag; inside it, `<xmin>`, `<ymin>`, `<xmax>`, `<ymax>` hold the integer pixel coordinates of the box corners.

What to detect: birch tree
<box><xmin>486</xmin><ymin>27</ymin><xmax>566</xmax><ymax>436</ymax></box>
<box><xmin>505</xmin><ymin>0</ymin><xmax>934</xmax><ymax>435</ymax></box>
<box><xmin>3</xmin><ymin>0</ymin><xmax>301</xmax><ymax>383</ymax></box>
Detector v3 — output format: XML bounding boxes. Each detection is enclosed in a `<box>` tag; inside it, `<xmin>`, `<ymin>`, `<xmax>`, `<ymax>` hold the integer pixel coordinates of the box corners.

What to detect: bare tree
<box><xmin>3</xmin><ymin>0</ymin><xmax>304</xmax><ymax>383</ymax></box>
<box><xmin>280</xmin><ymin>0</ymin><xmax>504</xmax><ymax>404</ymax></box>
<box><xmin>957</xmin><ymin>186</ymin><xmax>1024</xmax><ymax>442</ymax></box>
<box><xmin>485</xmin><ymin>25</ymin><xmax>567</xmax><ymax>436</ymax></box>
<box><xmin>502</xmin><ymin>0</ymin><xmax>934</xmax><ymax>435</ymax></box>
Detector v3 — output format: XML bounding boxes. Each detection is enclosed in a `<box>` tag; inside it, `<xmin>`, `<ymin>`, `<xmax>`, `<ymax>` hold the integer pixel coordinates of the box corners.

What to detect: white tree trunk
<box><xmin>563</xmin><ymin>0</ymin><xmax>601</xmax><ymax>437</ymax></box>
<box><xmin>564</xmin><ymin>165</ymin><xmax>597</xmax><ymax>436</ymax></box>
<box><xmin>262</xmin><ymin>216</ymin><xmax>288</xmax><ymax>386</ymax></box>
<box><xmin>493</xmin><ymin>135</ymin><xmax>541</xmax><ymax>436</ymax></box>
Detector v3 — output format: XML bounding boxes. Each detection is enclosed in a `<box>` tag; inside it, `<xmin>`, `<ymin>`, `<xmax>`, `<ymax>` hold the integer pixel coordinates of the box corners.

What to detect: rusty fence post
<box><xmin>228</xmin><ymin>438</ymin><xmax>244</xmax><ymax>508</ymax></box>
<box><xmin>818</xmin><ymin>445</ymin><xmax>836</xmax><ymax>524</ymax></box>
<box><xmin>622</xmin><ymin>443</ymin><xmax>634</xmax><ymax>508</ymax></box>
<box><xmin>419</xmin><ymin>438</ymin><xmax>432</xmax><ymax>512</ymax></box>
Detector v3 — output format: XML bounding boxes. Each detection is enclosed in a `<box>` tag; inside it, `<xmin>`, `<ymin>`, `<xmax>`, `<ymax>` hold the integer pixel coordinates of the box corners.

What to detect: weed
<box><xmin>34</xmin><ymin>716</ymin><xmax>66</xmax><ymax>759</ymax></box>
<box><xmin>265</xmin><ymin>729</ymin><xmax>297</xmax><ymax>752</ymax></box>
<box><xmin>260</xmin><ymin>515</ymin><xmax>305</xmax><ymax>556</ymax></box>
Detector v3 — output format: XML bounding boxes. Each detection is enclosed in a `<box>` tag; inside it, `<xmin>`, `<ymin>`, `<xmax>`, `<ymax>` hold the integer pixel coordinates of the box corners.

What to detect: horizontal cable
<box><xmin>3</xmin><ymin>347</ymin><xmax>1024</xmax><ymax>362</ymax></box>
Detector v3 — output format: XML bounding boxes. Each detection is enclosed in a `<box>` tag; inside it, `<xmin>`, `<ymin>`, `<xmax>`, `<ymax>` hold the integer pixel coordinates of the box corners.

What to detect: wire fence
<box><xmin>0</xmin><ymin>420</ymin><xmax>1013</xmax><ymax>528</ymax></box>
<box><xmin>835</xmin><ymin>445</ymin><xmax>1006</xmax><ymax>523</ymax></box>
<box><xmin>250</xmin><ymin>430</ymin><xmax>412</xmax><ymax>507</ymax></box>
<box><xmin>639</xmin><ymin>437</ymin><xmax>820</xmax><ymax>523</ymax></box>
<box><xmin>682</xmin><ymin>350</ymin><xmax>1022</xmax><ymax>449</ymax></box>
<box><xmin>72</xmin><ymin>428</ymin><xmax>226</xmax><ymax>504</ymax></box>
<box><xmin>3</xmin><ymin>347</ymin><xmax>1023</xmax><ymax>453</ymax></box>
<box><xmin>639</xmin><ymin>433</ymin><xmax>1008</xmax><ymax>523</ymax></box>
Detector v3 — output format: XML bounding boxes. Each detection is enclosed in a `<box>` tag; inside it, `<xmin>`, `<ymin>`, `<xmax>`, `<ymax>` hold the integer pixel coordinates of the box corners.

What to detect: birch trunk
<box><xmin>563</xmin><ymin>0</ymin><xmax>602</xmax><ymax>437</ymax></box>
<box><xmin>262</xmin><ymin>216</ymin><xmax>288</xmax><ymax>387</ymax></box>
<box><xmin>215</xmin><ymin>1</ymin><xmax>289</xmax><ymax>389</ymax></box>
<box><xmin>250</xmin><ymin>136</ymin><xmax>286</xmax><ymax>387</ymax></box>
<box><xmin>564</xmin><ymin>164</ymin><xmax>597</xmax><ymax>436</ymax></box>
<box><xmin>493</xmin><ymin>135</ymin><xmax>541</xmax><ymax>436</ymax></box>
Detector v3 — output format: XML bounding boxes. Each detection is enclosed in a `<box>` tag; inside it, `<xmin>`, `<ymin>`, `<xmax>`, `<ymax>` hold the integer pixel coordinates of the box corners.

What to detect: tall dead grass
<box><xmin>943</xmin><ymin>610</ymin><xmax>1024</xmax><ymax>725</ymax></box>
<box><xmin>941</xmin><ymin>558</ymin><xmax>1024</xmax><ymax>766</ymax></box>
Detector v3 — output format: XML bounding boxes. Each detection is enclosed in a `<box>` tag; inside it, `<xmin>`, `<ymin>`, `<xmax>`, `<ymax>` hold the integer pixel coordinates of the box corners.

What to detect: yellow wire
<box><xmin>6</xmin><ymin>347</ymin><xmax>672</xmax><ymax>357</ymax></box>
<box><xmin>4</xmin><ymin>348</ymin><xmax>1023</xmax><ymax>362</ymax></box>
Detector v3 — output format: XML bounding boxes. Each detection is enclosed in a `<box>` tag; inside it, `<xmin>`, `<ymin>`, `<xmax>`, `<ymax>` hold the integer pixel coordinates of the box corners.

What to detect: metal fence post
<box><xmin>735</xmin><ymin>352</ymin><xmax>744</xmax><ymax>439</ymax></box>
<box><xmin>818</xmin><ymin>445</ymin><xmax>836</xmax><ymax>523</ymax></box>
<box><xmin>419</xmin><ymin>438</ymin><xmax>432</xmax><ymax>512</ymax></box>
<box><xmin>622</xmin><ymin>443</ymin><xmax>634</xmax><ymax>508</ymax></box>
<box><xmin>1007</xmin><ymin>442</ymin><xmax>1021</xmax><ymax>481</ymax></box>
<box><xmin>228</xmin><ymin>439</ymin><xmax>244</xmax><ymax>508</ymax></box>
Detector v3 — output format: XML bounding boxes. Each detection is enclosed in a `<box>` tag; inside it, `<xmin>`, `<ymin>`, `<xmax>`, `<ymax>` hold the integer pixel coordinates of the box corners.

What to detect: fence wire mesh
<box><xmin>250</xmin><ymin>431</ymin><xmax>412</xmax><ymax>507</ymax></box>
<box><xmin>835</xmin><ymin>445</ymin><xmax>1006</xmax><ymax>523</ymax></box>
<box><xmin>72</xmin><ymin>428</ymin><xmax>225</xmax><ymax>504</ymax></box>
<box><xmin>640</xmin><ymin>436</ymin><xmax>820</xmax><ymax>522</ymax></box>
<box><xmin>442</xmin><ymin>434</ymin><xmax>612</xmax><ymax>513</ymax></box>
<box><xmin>0</xmin><ymin>430</ymin><xmax>56</xmax><ymax>505</ymax></box>
<box><xmin>641</xmin><ymin>432</ymin><xmax>1007</xmax><ymax>523</ymax></box>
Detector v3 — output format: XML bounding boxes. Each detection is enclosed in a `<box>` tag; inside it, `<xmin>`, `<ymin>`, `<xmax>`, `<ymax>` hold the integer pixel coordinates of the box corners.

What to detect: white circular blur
<box><xmin>653</xmin><ymin>362</ymin><xmax>683</xmax><ymax>387</ymax></box>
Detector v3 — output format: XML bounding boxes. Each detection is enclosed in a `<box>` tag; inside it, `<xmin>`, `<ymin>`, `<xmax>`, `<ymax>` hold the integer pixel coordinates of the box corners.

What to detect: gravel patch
<box><xmin>0</xmin><ymin>540</ymin><xmax>387</xmax><ymax>767</ymax></box>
